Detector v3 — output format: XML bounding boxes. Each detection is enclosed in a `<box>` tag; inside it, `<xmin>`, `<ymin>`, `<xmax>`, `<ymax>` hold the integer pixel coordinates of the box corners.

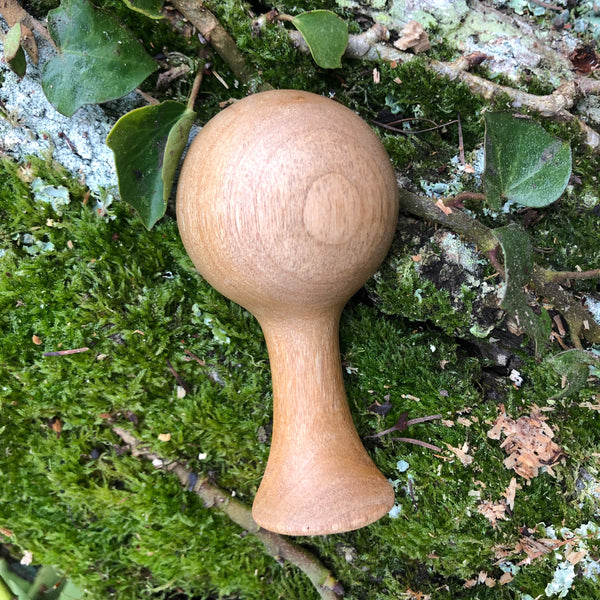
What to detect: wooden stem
<box><xmin>252</xmin><ymin>312</ymin><xmax>394</xmax><ymax>536</ymax></box>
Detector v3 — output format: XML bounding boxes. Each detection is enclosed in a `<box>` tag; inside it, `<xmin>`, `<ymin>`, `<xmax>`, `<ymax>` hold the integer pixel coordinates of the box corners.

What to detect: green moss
<box><xmin>0</xmin><ymin>156</ymin><xmax>293</xmax><ymax>598</ymax></box>
<box><xmin>370</xmin><ymin>254</ymin><xmax>474</xmax><ymax>335</ymax></box>
<box><xmin>2</xmin><ymin>138</ymin><xmax>600</xmax><ymax>599</ymax></box>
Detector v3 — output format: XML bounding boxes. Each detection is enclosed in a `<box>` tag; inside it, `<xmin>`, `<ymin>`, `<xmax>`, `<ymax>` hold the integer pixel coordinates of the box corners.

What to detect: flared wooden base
<box><xmin>252</xmin><ymin>453</ymin><xmax>394</xmax><ymax>535</ymax></box>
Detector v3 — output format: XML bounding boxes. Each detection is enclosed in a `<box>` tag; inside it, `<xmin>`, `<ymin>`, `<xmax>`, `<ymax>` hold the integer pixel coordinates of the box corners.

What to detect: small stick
<box><xmin>457</xmin><ymin>113</ymin><xmax>465</xmax><ymax>165</ymax></box>
<box><xmin>112</xmin><ymin>427</ymin><xmax>344</xmax><ymax>599</ymax></box>
<box><xmin>406</xmin><ymin>414</ymin><xmax>442</xmax><ymax>427</ymax></box>
<box><xmin>184</xmin><ymin>349</ymin><xmax>205</xmax><ymax>365</ymax></box>
<box><xmin>166</xmin><ymin>358</ymin><xmax>191</xmax><ymax>394</ymax></box>
<box><xmin>529</xmin><ymin>0</ymin><xmax>562</xmax><ymax>10</ymax></box>
<box><xmin>372</xmin><ymin>118</ymin><xmax>459</xmax><ymax>135</ymax></box>
<box><xmin>187</xmin><ymin>67</ymin><xmax>204</xmax><ymax>111</ymax></box>
<box><xmin>391</xmin><ymin>437</ymin><xmax>442</xmax><ymax>452</ymax></box>
<box><xmin>545</xmin><ymin>268</ymin><xmax>600</xmax><ymax>283</ymax></box>
<box><xmin>43</xmin><ymin>347</ymin><xmax>89</xmax><ymax>357</ymax></box>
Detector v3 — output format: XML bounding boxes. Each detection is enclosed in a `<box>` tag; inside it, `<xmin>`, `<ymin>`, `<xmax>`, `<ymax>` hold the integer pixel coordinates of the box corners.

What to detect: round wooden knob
<box><xmin>177</xmin><ymin>89</ymin><xmax>398</xmax><ymax>535</ymax></box>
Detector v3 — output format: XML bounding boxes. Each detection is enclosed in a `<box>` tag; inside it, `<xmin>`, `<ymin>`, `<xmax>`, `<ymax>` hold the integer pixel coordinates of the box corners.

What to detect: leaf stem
<box><xmin>187</xmin><ymin>67</ymin><xmax>204</xmax><ymax>111</ymax></box>
<box><xmin>276</xmin><ymin>13</ymin><xmax>295</xmax><ymax>23</ymax></box>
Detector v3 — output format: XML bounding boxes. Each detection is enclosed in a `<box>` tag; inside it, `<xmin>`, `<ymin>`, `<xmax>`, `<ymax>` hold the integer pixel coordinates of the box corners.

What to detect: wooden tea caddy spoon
<box><xmin>177</xmin><ymin>89</ymin><xmax>399</xmax><ymax>535</ymax></box>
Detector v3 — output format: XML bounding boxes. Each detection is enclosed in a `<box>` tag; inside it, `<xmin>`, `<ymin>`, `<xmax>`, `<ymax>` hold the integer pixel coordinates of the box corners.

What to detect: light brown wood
<box><xmin>176</xmin><ymin>89</ymin><xmax>399</xmax><ymax>535</ymax></box>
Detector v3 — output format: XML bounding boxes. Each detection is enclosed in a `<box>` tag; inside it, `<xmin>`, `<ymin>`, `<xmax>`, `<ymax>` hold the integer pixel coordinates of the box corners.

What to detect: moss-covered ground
<box><xmin>2</xmin><ymin>0</ymin><xmax>600</xmax><ymax>598</ymax></box>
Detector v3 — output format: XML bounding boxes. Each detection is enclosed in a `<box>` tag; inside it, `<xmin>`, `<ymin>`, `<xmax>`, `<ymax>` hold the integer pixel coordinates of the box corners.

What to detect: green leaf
<box><xmin>30</xmin><ymin>566</ymin><xmax>85</xmax><ymax>600</ymax></box>
<box><xmin>545</xmin><ymin>349</ymin><xmax>600</xmax><ymax>401</ymax></box>
<box><xmin>0</xmin><ymin>574</ymin><xmax>16</xmax><ymax>600</ymax></box>
<box><xmin>291</xmin><ymin>10</ymin><xmax>348</xmax><ymax>69</ymax></box>
<box><xmin>41</xmin><ymin>0</ymin><xmax>157</xmax><ymax>116</ymax></box>
<box><xmin>494</xmin><ymin>223</ymin><xmax>551</xmax><ymax>356</ymax></box>
<box><xmin>4</xmin><ymin>23</ymin><xmax>27</xmax><ymax>78</ymax></box>
<box><xmin>483</xmin><ymin>112</ymin><xmax>571</xmax><ymax>210</ymax></box>
<box><xmin>122</xmin><ymin>0</ymin><xmax>165</xmax><ymax>19</ymax></box>
<box><xmin>106</xmin><ymin>101</ymin><xmax>196</xmax><ymax>229</ymax></box>
<box><xmin>0</xmin><ymin>559</ymin><xmax>31</xmax><ymax>600</ymax></box>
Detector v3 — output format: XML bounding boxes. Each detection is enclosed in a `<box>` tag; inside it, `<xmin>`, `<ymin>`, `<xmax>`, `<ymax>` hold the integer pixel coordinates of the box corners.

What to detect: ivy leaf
<box><xmin>4</xmin><ymin>23</ymin><xmax>27</xmax><ymax>78</ymax></box>
<box><xmin>494</xmin><ymin>223</ymin><xmax>551</xmax><ymax>356</ymax></box>
<box><xmin>291</xmin><ymin>10</ymin><xmax>348</xmax><ymax>69</ymax></box>
<box><xmin>483</xmin><ymin>112</ymin><xmax>571</xmax><ymax>210</ymax></box>
<box><xmin>41</xmin><ymin>0</ymin><xmax>157</xmax><ymax>116</ymax></box>
<box><xmin>122</xmin><ymin>0</ymin><xmax>165</xmax><ymax>19</ymax></box>
<box><xmin>107</xmin><ymin>101</ymin><xmax>196</xmax><ymax>229</ymax></box>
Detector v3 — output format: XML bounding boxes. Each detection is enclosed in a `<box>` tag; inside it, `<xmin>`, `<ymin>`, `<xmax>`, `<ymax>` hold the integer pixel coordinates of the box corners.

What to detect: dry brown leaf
<box><xmin>499</xmin><ymin>572</ymin><xmax>514</xmax><ymax>585</ymax></box>
<box><xmin>393</xmin><ymin>20</ymin><xmax>431</xmax><ymax>54</ymax></box>
<box><xmin>503</xmin><ymin>477</ymin><xmax>520</xmax><ymax>510</ymax></box>
<box><xmin>477</xmin><ymin>500</ymin><xmax>507</xmax><ymax>528</ymax></box>
<box><xmin>487</xmin><ymin>406</ymin><xmax>563</xmax><ymax>480</ymax></box>
<box><xmin>566</xmin><ymin>548</ymin><xmax>588</xmax><ymax>565</ymax></box>
<box><xmin>434</xmin><ymin>198</ymin><xmax>453</xmax><ymax>215</ymax></box>
<box><xmin>493</xmin><ymin>544</ymin><xmax>514</xmax><ymax>560</ymax></box>
<box><xmin>51</xmin><ymin>419</ymin><xmax>62</xmax><ymax>436</ymax></box>
<box><xmin>445</xmin><ymin>442</ymin><xmax>473</xmax><ymax>466</ymax></box>
<box><xmin>515</xmin><ymin>536</ymin><xmax>561</xmax><ymax>565</ymax></box>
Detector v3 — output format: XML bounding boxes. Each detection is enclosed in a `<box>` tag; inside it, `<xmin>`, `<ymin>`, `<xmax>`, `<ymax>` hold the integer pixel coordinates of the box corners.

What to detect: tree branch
<box><xmin>168</xmin><ymin>0</ymin><xmax>255</xmax><ymax>86</ymax></box>
<box><xmin>284</xmin><ymin>20</ymin><xmax>600</xmax><ymax>149</ymax></box>
<box><xmin>112</xmin><ymin>427</ymin><xmax>344</xmax><ymax>600</ymax></box>
<box><xmin>397</xmin><ymin>188</ymin><xmax>600</xmax><ymax>346</ymax></box>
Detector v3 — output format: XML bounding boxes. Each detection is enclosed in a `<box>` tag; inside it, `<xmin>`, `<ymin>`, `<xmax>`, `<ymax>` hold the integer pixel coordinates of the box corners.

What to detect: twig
<box><xmin>372</xmin><ymin>117</ymin><xmax>459</xmax><ymax>135</ymax></box>
<box><xmin>487</xmin><ymin>245</ymin><xmax>506</xmax><ymax>279</ymax></box>
<box><xmin>187</xmin><ymin>67</ymin><xmax>204</xmax><ymax>111</ymax></box>
<box><xmin>43</xmin><ymin>347</ymin><xmax>90</xmax><ymax>357</ymax></box>
<box><xmin>407</xmin><ymin>414</ymin><xmax>443</xmax><ymax>427</ymax></box>
<box><xmin>543</xmin><ymin>268</ymin><xmax>600</xmax><ymax>283</ymax></box>
<box><xmin>135</xmin><ymin>88</ymin><xmax>160</xmax><ymax>105</ymax></box>
<box><xmin>168</xmin><ymin>0</ymin><xmax>254</xmax><ymax>86</ymax></box>
<box><xmin>365</xmin><ymin>412</ymin><xmax>442</xmax><ymax>452</ymax></box>
<box><xmin>398</xmin><ymin>187</ymin><xmax>600</xmax><ymax>346</ymax></box>
<box><xmin>430</xmin><ymin>59</ymin><xmax>600</xmax><ymax>148</ymax></box>
<box><xmin>529</xmin><ymin>0</ymin><xmax>562</xmax><ymax>10</ymax></box>
<box><xmin>444</xmin><ymin>192</ymin><xmax>486</xmax><ymax>206</ymax></box>
<box><xmin>398</xmin><ymin>188</ymin><xmax>498</xmax><ymax>253</ymax></box>
<box><xmin>391</xmin><ymin>437</ymin><xmax>442</xmax><ymax>452</ymax></box>
<box><xmin>184</xmin><ymin>348</ymin><xmax>205</xmax><ymax>365</ymax></box>
<box><xmin>457</xmin><ymin>113</ymin><xmax>465</xmax><ymax>164</ymax></box>
<box><xmin>284</xmin><ymin>20</ymin><xmax>600</xmax><ymax>149</ymax></box>
<box><xmin>165</xmin><ymin>358</ymin><xmax>191</xmax><ymax>394</ymax></box>
<box><xmin>112</xmin><ymin>427</ymin><xmax>344</xmax><ymax>600</ymax></box>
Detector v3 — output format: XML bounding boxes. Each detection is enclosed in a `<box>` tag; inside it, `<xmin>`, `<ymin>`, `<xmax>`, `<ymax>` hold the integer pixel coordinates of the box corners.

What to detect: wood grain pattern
<box><xmin>177</xmin><ymin>89</ymin><xmax>399</xmax><ymax>535</ymax></box>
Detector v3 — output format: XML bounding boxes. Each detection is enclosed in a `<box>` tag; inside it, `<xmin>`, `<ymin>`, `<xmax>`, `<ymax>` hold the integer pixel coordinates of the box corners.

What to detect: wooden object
<box><xmin>176</xmin><ymin>89</ymin><xmax>399</xmax><ymax>535</ymax></box>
